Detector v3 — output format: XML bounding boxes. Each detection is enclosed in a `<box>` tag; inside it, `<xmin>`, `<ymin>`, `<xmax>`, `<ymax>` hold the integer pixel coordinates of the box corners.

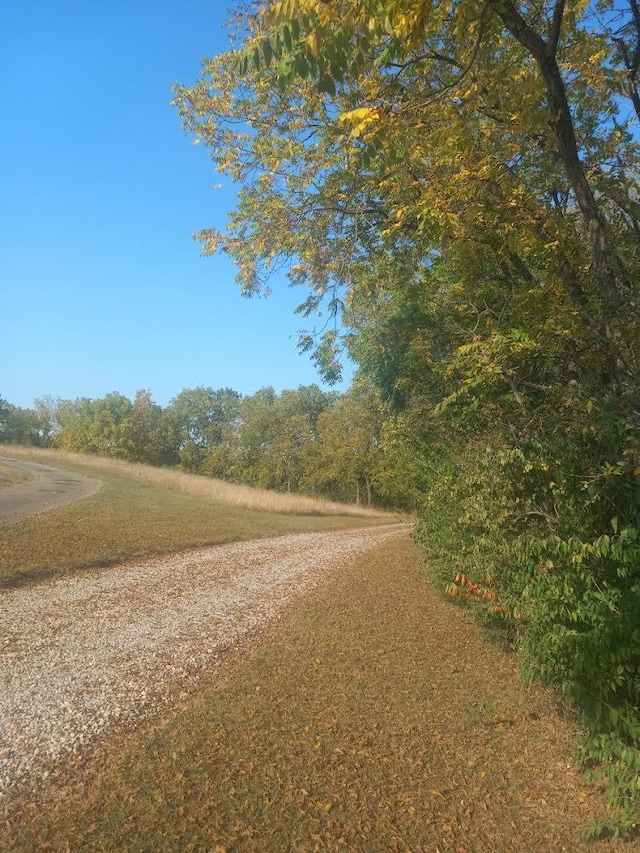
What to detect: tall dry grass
<box><xmin>1</xmin><ymin>446</ymin><xmax>388</xmax><ymax>517</ymax></box>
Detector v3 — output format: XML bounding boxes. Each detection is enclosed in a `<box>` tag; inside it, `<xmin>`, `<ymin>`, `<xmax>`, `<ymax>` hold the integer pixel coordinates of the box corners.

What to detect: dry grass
<box><xmin>2</xmin><ymin>537</ymin><xmax>625</xmax><ymax>852</ymax></box>
<box><xmin>0</xmin><ymin>462</ymin><xmax>33</xmax><ymax>489</ymax></box>
<box><xmin>2</xmin><ymin>446</ymin><xmax>387</xmax><ymax>516</ymax></box>
<box><xmin>0</xmin><ymin>448</ymin><xmax>391</xmax><ymax>588</ymax></box>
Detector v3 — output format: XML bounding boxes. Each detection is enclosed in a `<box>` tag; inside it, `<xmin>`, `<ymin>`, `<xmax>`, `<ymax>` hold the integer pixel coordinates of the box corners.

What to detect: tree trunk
<box><xmin>497</xmin><ymin>1</ymin><xmax>623</xmax><ymax>386</ymax></box>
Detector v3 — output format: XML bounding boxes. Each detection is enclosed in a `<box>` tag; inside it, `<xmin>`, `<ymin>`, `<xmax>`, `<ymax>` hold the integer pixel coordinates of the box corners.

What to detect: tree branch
<box><xmin>497</xmin><ymin>0</ymin><xmax>621</xmax><ymax>385</ymax></box>
<box><xmin>547</xmin><ymin>0</ymin><xmax>566</xmax><ymax>58</ymax></box>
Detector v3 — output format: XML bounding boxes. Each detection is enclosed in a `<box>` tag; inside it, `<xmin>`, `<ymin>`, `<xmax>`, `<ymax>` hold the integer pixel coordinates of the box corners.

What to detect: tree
<box><xmin>226</xmin><ymin>385</ymin><xmax>334</xmax><ymax>492</ymax></box>
<box><xmin>0</xmin><ymin>396</ymin><xmax>10</xmax><ymax>442</ymax></box>
<box><xmin>175</xmin><ymin>1</ymin><xmax>640</xmax><ymax>833</ymax></box>
<box><xmin>310</xmin><ymin>385</ymin><xmax>383</xmax><ymax>506</ymax></box>
<box><xmin>0</xmin><ymin>397</ymin><xmax>50</xmax><ymax>446</ymax></box>
<box><xmin>129</xmin><ymin>390</ymin><xmax>174</xmax><ymax>465</ymax></box>
<box><xmin>33</xmin><ymin>396</ymin><xmax>62</xmax><ymax>445</ymax></box>
<box><xmin>54</xmin><ymin>393</ymin><xmax>134</xmax><ymax>458</ymax></box>
<box><xmin>175</xmin><ymin>0</ymin><xmax>639</xmax><ymax>386</ymax></box>
<box><xmin>164</xmin><ymin>387</ymin><xmax>242</xmax><ymax>473</ymax></box>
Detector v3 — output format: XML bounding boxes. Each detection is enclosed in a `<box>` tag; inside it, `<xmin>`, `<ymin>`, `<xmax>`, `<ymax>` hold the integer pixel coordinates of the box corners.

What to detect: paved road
<box><xmin>0</xmin><ymin>457</ymin><xmax>100</xmax><ymax>525</ymax></box>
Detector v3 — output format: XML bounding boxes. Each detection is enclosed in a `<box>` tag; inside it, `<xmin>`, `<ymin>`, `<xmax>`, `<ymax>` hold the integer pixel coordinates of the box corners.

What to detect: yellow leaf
<box><xmin>338</xmin><ymin>107</ymin><xmax>380</xmax><ymax>138</ymax></box>
<box><xmin>305</xmin><ymin>30</ymin><xmax>320</xmax><ymax>57</ymax></box>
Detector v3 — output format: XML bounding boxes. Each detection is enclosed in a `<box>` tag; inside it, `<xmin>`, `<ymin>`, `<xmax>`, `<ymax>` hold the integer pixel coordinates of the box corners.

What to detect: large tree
<box><xmin>53</xmin><ymin>391</ymin><xmax>170</xmax><ymax>463</ymax></box>
<box><xmin>175</xmin><ymin>0</ymin><xmax>638</xmax><ymax>384</ymax></box>
<box><xmin>0</xmin><ymin>399</ymin><xmax>47</xmax><ymax>446</ymax></box>
<box><xmin>175</xmin><ymin>0</ymin><xmax>640</xmax><ymax>833</ymax></box>
<box><xmin>164</xmin><ymin>386</ymin><xmax>242</xmax><ymax>472</ymax></box>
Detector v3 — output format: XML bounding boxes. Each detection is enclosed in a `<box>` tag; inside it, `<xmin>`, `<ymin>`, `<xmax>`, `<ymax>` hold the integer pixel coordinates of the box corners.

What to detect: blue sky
<box><xmin>1</xmin><ymin>1</ymin><xmax>353</xmax><ymax>410</ymax></box>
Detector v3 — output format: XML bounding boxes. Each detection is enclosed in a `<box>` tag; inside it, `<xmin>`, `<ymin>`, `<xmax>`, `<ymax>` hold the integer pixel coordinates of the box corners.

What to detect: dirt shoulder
<box><xmin>1</xmin><ymin>533</ymin><xmax>627</xmax><ymax>851</ymax></box>
<box><xmin>0</xmin><ymin>456</ymin><xmax>100</xmax><ymax>525</ymax></box>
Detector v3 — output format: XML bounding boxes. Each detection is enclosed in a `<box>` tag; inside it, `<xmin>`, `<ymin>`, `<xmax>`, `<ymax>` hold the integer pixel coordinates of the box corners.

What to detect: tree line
<box><xmin>0</xmin><ymin>384</ymin><xmax>415</xmax><ymax>509</ymax></box>
<box><xmin>172</xmin><ymin>0</ymin><xmax>640</xmax><ymax>836</ymax></box>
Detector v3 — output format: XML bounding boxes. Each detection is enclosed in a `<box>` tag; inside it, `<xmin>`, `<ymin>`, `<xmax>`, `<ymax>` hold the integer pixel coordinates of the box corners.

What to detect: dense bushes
<box><xmin>413</xmin><ymin>419</ymin><xmax>640</xmax><ymax>836</ymax></box>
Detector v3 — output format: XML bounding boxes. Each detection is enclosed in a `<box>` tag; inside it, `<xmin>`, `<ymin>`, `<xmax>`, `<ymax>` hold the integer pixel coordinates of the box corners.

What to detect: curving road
<box><xmin>0</xmin><ymin>457</ymin><xmax>100</xmax><ymax>525</ymax></box>
<box><xmin>0</xmin><ymin>525</ymin><xmax>405</xmax><ymax>800</ymax></box>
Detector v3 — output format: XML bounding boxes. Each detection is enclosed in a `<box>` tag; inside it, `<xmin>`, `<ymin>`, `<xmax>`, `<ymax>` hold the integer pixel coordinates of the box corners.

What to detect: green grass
<box><xmin>2</xmin><ymin>538</ymin><xmax>613</xmax><ymax>852</ymax></box>
<box><xmin>0</xmin><ymin>462</ymin><xmax>33</xmax><ymax>489</ymax></box>
<box><xmin>0</xmin><ymin>453</ymin><xmax>390</xmax><ymax>588</ymax></box>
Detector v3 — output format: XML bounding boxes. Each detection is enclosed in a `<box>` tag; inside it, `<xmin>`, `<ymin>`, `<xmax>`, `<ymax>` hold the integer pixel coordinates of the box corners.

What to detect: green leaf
<box><xmin>317</xmin><ymin>75</ymin><xmax>336</xmax><ymax>96</ymax></box>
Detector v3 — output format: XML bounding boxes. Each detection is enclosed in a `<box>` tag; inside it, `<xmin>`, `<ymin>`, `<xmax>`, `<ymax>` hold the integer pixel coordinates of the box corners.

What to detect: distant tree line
<box><xmin>0</xmin><ymin>384</ymin><xmax>415</xmax><ymax>509</ymax></box>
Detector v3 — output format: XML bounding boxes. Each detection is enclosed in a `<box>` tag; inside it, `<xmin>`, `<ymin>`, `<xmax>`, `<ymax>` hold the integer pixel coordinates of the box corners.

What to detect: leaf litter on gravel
<box><xmin>1</xmin><ymin>536</ymin><xmax>630</xmax><ymax>851</ymax></box>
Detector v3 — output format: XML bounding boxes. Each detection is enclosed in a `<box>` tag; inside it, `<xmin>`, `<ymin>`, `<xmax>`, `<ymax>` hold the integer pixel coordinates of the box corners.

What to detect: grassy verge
<box><xmin>1</xmin><ymin>446</ymin><xmax>388</xmax><ymax>516</ymax></box>
<box><xmin>0</xmin><ymin>462</ymin><xmax>33</xmax><ymax>489</ymax></box>
<box><xmin>2</xmin><ymin>538</ymin><xmax>619</xmax><ymax>852</ymax></box>
<box><xmin>0</xmin><ymin>450</ymin><xmax>391</xmax><ymax>588</ymax></box>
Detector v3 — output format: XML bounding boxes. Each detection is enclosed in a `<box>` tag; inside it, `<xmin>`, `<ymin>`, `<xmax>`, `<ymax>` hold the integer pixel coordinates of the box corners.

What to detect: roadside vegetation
<box><xmin>2</xmin><ymin>0</ymin><xmax>640</xmax><ymax>837</ymax></box>
<box><xmin>1</xmin><ymin>447</ymin><xmax>387</xmax><ymax>517</ymax></box>
<box><xmin>0</xmin><ymin>447</ymin><xmax>391</xmax><ymax>588</ymax></box>
<box><xmin>0</xmin><ymin>383</ymin><xmax>410</xmax><ymax>510</ymax></box>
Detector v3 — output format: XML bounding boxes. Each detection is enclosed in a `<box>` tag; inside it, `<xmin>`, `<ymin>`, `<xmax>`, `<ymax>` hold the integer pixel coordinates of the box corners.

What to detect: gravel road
<box><xmin>0</xmin><ymin>525</ymin><xmax>405</xmax><ymax>802</ymax></box>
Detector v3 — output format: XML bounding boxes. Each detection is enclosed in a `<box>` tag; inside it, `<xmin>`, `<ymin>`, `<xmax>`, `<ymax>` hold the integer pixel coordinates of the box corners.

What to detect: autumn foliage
<box><xmin>172</xmin><ymin>0</ymin><xmax>640</xmax><ymax>837</ymax></box>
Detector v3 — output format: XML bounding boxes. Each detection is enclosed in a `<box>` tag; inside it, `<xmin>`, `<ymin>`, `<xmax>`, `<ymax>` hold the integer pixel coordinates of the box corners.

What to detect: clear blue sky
<box><xmin>1</xmin><ymin>1</ymin><xmax>353</xmax><ymax>410</ymax></box>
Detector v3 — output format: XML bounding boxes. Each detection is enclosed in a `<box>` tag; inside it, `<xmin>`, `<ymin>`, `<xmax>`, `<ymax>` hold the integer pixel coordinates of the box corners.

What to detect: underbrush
<box><xmin>413</xmin><ymin>436</ymin><xmax>640</xmax><ymax>840</ymax></box>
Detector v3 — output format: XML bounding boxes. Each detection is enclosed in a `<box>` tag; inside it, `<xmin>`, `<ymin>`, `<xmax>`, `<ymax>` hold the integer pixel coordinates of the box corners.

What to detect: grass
<box><xmin>1</xmin><ymin>446</ymin><xmax>386</xmax><ymax>516</ymax></box>
<box><xmin>0</xmin><ymin>462</ymin><xmax>34</xmax><ymax>489</ymax></box>
<box><xmin>1</xmin><ymin>537</ymin><xmax>619</xmax><ymax>852</ymax></box>
<box><xmin>0</xmin><ymin>447</ymin><xmax>393</xmax><ymax>588</ymax></box>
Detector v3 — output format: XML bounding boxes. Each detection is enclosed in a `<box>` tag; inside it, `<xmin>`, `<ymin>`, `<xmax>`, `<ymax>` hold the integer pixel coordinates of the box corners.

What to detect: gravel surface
<box><xmin>0</xmin><ymin>525</ymin><xmax>404</xmax><ymax>802</ymax></box>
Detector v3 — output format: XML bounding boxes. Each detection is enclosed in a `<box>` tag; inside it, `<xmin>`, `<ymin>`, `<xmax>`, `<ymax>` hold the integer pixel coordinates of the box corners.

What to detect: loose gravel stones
<box><xmin>0</xmin><ymin>525</ymin><xmax>404</xmax><ymax>801</ymax></box>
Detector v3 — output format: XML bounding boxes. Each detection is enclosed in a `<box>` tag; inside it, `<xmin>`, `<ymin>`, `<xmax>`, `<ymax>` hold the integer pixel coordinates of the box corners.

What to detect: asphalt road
<box><xmin>0</xmin><ymin>457</ymin><xmax>100</xmax><ymax>525</ymax></box>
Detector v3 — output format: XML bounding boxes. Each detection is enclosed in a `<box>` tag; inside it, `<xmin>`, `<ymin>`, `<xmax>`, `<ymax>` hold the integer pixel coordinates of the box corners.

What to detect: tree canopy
<box><xmin>174</xmin><ymin>0</ymin><xmax>640</xmax><ymax>836</ymax></box>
